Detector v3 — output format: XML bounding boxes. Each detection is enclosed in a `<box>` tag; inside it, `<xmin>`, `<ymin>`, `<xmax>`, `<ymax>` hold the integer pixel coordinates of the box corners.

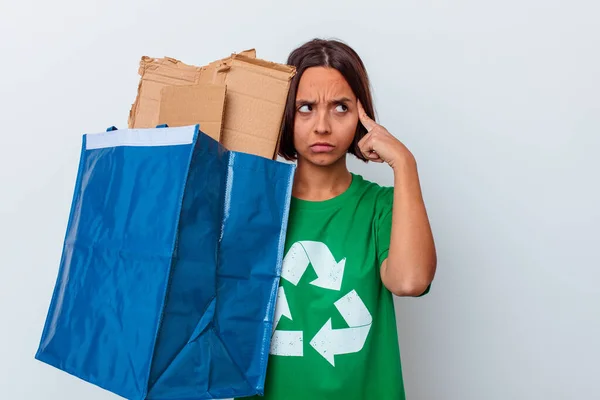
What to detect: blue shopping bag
<box><xmin>35</xmin><ymin>124</ymin><xmax>295</xmax><ymax>399</ymax></box>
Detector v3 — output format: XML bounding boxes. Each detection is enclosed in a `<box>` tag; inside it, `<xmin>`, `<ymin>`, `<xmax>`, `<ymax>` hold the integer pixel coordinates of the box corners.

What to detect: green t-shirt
<box><xmin>245</xmin><ymin>173</ymin><xmax>417</xmax><ymax>400</ymax></box>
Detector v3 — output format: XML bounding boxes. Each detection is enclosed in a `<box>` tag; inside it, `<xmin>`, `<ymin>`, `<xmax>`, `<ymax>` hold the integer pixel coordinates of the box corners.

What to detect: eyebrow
<box><xmin>295</xmin><ymin>97</ymin><xmax>353</xmax><ymax>106</ymax></box>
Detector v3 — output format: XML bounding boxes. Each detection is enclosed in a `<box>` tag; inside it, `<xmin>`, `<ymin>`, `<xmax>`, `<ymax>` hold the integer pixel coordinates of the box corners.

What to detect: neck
<box><xmin>293</xmin><ymin>156</ymin><xmax>352</xmax><ymax>201</ymax></box>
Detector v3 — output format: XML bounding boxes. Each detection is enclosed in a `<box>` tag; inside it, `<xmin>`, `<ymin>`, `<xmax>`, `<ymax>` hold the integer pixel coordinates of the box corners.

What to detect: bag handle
<box><xmin>105</xmin><ymin>125</ymin><xmax>167</xmax><ymax>131</ymax></box>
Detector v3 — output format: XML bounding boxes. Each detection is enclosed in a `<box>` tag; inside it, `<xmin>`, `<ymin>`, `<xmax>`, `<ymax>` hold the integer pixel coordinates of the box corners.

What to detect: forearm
<box><xmin>381</xmin><ymin>157</ymin><xmax>437</xmax><ymax>296</ymax></box>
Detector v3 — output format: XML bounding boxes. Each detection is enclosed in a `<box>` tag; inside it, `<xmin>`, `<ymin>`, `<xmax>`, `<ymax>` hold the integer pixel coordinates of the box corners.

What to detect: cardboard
<box><xmin>212</xmin><ymin>55</ymin><xmax>296</xmax><ymax>159</ymax></box>
<box><xmin>158</xmin><ymin>84</ymin><xmax>226</xmax><ymax>142</ymax></box>
<box><xmin>128</xmin><ymin>50</ymin><xmax>255</xmax><ymax>130</ymax></box>
<box><xmin>128</xmin><ymin>50</ymin><xmax>296</xmax><ymax>159</ymax></box>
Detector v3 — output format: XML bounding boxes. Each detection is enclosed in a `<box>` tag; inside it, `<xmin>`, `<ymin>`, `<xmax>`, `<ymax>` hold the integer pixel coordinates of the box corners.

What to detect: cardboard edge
<box><xmin>200</xmin><ymin>48</ymin><xmax>257</xmax><ymax>72</ymax></box>
<box><xmin>272</xmin><ymin>126</ymin><xmax>283</xmax><ymax>160</ymax></box>
<box><xmin>237</xmin><ymin>48</ymin><xmax>257</xmax><ymax>58</ymax></box>
<box><xmin>128</xmin><ymin>56</ymin><xmax>151</xmax><ymax>128</ymax></box>
<box><xmin>219</xmin><ymin>85</ymin><xmax>228</xmax><ymax>141</ymax></box>
<box><xmin>231</xmin><ymin>54</ymin><xmax>296</xmax><ymax>77</ymax></box>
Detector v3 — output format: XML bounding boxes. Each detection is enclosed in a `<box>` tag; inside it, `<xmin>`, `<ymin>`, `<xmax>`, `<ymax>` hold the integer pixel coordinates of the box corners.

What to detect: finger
<box><xmin>359</xmin><ymin>144</ymin><xmax>373</xmax><ymax>160</ymax></box>
<box><xmin>357</xmin><ymin>133</ymin><xmax>372</xmax><ymax>157</ymax></box>
<box><xmin>358</xmin><ymin>133</ymin><xmax>373</xmax><ymax>159</ymax></box>
<box><xmin>357</xmin><ymin>131</ymin><xmax>370</xmax><ymax>150</ymax></box>
<box><xmin>358</xmin><ymin>137</ymin><xmax>381</xmax><ymax>162</ymax></box>
<box><xmin>369</xmin><ymin>152</ymin><xmax>383</xmax><ymax>161</ymax></box>
<box><xmin>358</xmin><ymin>132</ymin><xmax>383</xmax><ymax>162</ymax></box>
<box><xmin>357</xmin><ymin>99</ymin><xmax>377</xmax><ymax>132</ymax></box>
<box><xmin>360</xmin><ymin>147</ymin><xmax>372</xmax><ymax>160</ymax></box>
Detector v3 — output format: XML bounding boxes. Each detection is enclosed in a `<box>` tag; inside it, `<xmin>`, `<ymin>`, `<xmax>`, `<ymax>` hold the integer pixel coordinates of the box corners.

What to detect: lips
<box><xmin>310</xmin><ymin>143</ymin><xmax>335</xmax><ymax>153</ymax></box>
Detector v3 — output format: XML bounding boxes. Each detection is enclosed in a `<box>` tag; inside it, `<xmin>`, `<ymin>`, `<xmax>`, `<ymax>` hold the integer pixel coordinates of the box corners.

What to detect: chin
<box><xmin>301</xmin><ymin>152</ymin><xmax>345</xmax><ymax>167</ymax></box>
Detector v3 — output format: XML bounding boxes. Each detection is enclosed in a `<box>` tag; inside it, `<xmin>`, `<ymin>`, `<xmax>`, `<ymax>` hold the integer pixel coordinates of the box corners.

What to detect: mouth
<box><xmin>309</xmin><ymin>142</ymin><xmax>335</xmax><ymax>153</ymax></box>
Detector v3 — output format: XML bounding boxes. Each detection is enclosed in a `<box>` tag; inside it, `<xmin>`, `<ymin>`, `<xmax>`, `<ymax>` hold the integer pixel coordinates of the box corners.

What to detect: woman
<box><xmin>247</xmin><ymin>38</ymin><xmax>437</xmax><ymax>400</ymax></box>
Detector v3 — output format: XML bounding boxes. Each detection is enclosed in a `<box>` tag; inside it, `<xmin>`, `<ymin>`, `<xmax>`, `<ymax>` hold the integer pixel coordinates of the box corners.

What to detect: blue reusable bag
<box><xmin>35</xmin><ymin>124</ymin><xmax>295</xmax><ymax>399</ymax></box>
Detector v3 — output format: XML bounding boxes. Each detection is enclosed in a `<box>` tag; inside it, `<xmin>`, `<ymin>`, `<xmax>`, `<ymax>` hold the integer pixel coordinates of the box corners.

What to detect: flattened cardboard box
<box><xmin>210</xmin><ymin>55</ymin><xmax>295</xmax><ymax>159</ymax></box>
<box><xmin>128</xmin><ymin>50</ymin><xmax>296</xmax><ymax>159</ymax></box>
<box><xmin>128</xmin><ymin>49</ymin><xmax>255</xmax><ymax>130</ymax></box>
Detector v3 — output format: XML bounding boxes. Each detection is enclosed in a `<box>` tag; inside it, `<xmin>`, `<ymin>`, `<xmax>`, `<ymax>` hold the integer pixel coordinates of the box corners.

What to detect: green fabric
<box><xmin>243</xmin><ymin>173</ymin><xmax>416</xmax><ymax>400</ymax></box>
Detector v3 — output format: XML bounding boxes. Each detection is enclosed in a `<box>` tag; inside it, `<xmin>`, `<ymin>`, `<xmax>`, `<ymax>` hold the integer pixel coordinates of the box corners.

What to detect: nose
<box><xmin>314</xmin><ymin>109</ymin><xmax>331</xmax><ymax>135</ymax></box>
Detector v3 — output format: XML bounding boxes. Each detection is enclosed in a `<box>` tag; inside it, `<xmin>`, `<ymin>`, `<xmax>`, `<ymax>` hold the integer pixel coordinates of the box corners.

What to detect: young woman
<box><xmin>247</xmin><ymin>39</ymin><xmax>437</xmax><ymax>400</ymax></box>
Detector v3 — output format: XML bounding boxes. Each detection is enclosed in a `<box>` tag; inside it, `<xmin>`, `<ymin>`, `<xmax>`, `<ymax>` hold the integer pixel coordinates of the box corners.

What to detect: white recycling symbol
<box><xmin>270</xmin><ymin>241</ymin><xmax>373</xmax><ymax>367</ymax></box>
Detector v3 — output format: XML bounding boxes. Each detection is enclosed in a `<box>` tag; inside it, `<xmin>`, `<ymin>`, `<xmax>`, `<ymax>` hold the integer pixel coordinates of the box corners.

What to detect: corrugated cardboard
<box><xmin>158</xmin><ymin>84</ymin><xmax>226</xmax><ymax>142</ymax></box>
<box><xmin>128</xmin><ymin>50</ymin><xmax>296</xmax><ymax>159</ymax></box>
<box><xmin>210</xmin><ymin>55</ymin><xmax>295</xmax><ymax>159</ymax></box>
<box><xmin>128</xmin><ymin>49</ymin><xmax>255</xmax><ymax>130</ymax></box>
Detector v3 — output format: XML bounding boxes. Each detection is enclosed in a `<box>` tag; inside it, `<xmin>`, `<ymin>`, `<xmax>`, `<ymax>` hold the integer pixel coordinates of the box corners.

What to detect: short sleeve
<box><xmin>375</xmin><ymin>186</ymin><xmax>394</xmax><ymax>267</ymax></box>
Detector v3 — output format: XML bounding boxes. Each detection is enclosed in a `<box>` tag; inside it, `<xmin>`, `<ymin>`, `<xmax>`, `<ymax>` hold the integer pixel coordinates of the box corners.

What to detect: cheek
<box><xmin>335</xmin><ymin>114</ymin><xmax>359</xmax><ymax>145</ymax></box>
<box><xmin>293</xmin><ymin>117</ymin><xmax>309</xmax><ymax>147</ymax></box>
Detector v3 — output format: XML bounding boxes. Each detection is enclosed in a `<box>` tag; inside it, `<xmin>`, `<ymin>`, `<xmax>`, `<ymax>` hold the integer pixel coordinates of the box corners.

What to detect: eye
<box><xmin>335</xmin><ymin>104</ymin><xmax>348</xmax><ymax>113</ymax></box>
<box><xmin>298</xmin><ymin>104</ymin><xmax>312</xmax><ymax>113</ymax></box>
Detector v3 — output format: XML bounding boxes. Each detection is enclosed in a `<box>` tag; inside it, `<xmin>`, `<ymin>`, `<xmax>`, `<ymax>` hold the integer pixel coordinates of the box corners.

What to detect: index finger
<box><xmin>357</xmin><ymin>99</ymin><xmax>377</xmax><ymax>132</ymax></box>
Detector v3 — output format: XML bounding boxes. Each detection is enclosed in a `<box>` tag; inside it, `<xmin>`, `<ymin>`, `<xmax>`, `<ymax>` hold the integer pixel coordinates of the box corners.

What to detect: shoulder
<box><xmin>352</xmin><ymin>173</ymin><xmax>394</xmax><ymax>209</ymax></box>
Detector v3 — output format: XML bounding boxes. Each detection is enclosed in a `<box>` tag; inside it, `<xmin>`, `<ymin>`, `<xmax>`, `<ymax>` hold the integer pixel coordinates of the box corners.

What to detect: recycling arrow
<box><xmin>272</xmin><ymin>286</ymin><xmax>292</xmax><ymax>334</ymax></box>
<box><xmin>270</xmin><ymin>241</ymin><xmax>373</xmax><ymax>366</ymax></box>
<box><xmin>270</xmin><ymin>287</ymin><xmax>303</xmax><ymax>356</ymax></box>
<box><xmin>309</xmin><ymin>289</ymin><xmax>373</xmax><ymax>366</ymax></box>
<box><xmin>281</xmin><ymin>241</ymin><xmax>346</xmax><ymax>291</ymax></box>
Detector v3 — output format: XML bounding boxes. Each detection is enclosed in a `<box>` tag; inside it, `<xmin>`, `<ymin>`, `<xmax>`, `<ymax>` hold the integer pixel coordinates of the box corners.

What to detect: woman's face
<box><xmin>293</xmin><ymin>66</ymin><xmax>359</xmax><ymax>167</ymax></box>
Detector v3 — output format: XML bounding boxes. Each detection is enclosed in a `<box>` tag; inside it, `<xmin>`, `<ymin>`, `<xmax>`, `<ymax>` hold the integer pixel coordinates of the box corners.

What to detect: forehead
<box><xmin>296</xmin><ymin>67</ymin><xmax>355</xmax><ymax>100</ymax></box>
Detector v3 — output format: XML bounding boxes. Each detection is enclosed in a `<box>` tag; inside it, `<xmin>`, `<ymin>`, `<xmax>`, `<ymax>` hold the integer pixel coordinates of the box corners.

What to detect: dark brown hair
<box><xmin>279</xmin><ymin>38</ymin><xmax>376</xmax><ymax>161</ymax></box>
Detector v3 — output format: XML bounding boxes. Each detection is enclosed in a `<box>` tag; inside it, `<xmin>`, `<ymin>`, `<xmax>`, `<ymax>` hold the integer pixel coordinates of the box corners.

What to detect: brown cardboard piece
<box><xmin>128</xmin><ymin>50</ymin><xmax>296</xmax><ymax>159</ymax></box>
<box><xmin>128</xmin><ymin>49</ymin><xmax>255</xmax><ymax>130</ymax></box>
<box><xmin>211</xmin><ymin>55</ymin><xmax>295</xmax><ymax>159</ymax></box>
<box><xmin>158</xmin><ymin>84</ymin><xmax>226</xmax><ymax>142</ymax></box>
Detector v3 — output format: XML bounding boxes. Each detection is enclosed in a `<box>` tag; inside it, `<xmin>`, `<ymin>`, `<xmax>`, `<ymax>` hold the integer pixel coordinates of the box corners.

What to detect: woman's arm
<box><xmin>381</xmin><ymin>157</ymin><xmax>436</xmax><ymax>296</ymax></box>
<box><xmin>356</xmin><ymin>101</ymin><xmax>437</xmax><ymax>296</ymax></box>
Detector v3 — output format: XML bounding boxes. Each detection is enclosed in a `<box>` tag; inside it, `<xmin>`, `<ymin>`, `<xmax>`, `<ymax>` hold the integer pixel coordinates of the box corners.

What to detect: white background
<box><xmin>1</xmin><ymin>0</ymin><xmax>599</xmax><ymax>399</ymax></box>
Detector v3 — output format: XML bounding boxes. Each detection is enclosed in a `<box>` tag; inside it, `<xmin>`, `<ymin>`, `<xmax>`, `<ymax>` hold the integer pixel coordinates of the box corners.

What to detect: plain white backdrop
<box><xmin>1</xmin><ymin>0</ymin><xmax>598</xmax><ymax>399</ymax></box>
